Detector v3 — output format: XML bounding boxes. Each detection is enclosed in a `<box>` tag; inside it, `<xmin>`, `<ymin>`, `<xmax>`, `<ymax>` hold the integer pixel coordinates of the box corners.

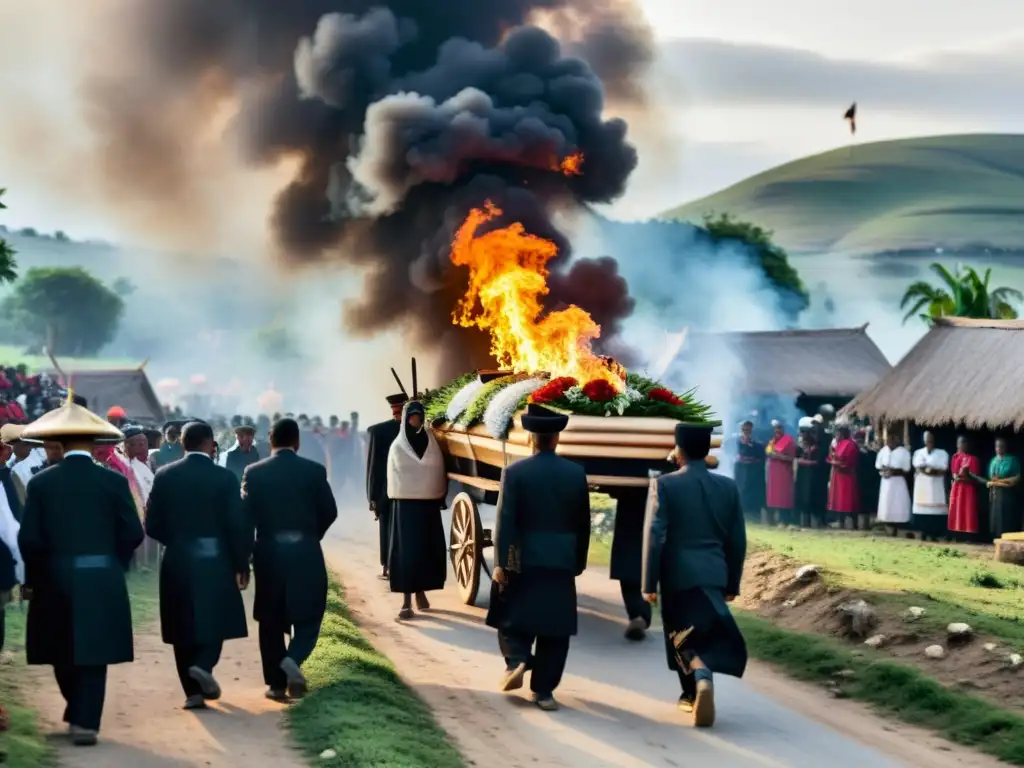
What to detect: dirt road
<box><xmin>325</xmin><ymin>503</ymin><xmax>1003</xmax><ymax>768</ymax></box>
<box><xmin>26</xmin><ymin>596</ymin><xmax>305</xmax><ymax>767</ymax></box>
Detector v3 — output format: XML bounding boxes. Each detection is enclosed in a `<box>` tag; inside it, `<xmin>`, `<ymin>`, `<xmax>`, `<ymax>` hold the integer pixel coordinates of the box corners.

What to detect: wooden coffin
<box><xmin>433</xmin><ymin>413</ymin><xmax>722</xmax><ymax>491</ymax></box>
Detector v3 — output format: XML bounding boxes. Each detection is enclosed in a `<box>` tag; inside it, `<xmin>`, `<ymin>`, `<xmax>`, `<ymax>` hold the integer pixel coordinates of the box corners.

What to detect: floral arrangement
<box><xmin>422</xmin><ymin>368</ymin><xmax>716</xmax><ymax>439</ymax></box>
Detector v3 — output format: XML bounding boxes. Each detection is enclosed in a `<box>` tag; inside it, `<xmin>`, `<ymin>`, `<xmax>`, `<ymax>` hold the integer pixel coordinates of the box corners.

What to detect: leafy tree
<box><xmin>1</xmin><ymin>266</ymin><xmax>125</xmax><ymax>356</ymax></box>
<box><xmin>53</xmin><ymin>230</ymin><xmax>70</xmax><ymax>243</ymax></box>
<box><xmin>18</xmin><ymin>227</ymin><xmax>36</xmax><ymax>237</ymax></box>
<box><xmin>702</xmin><ymin>212</ymin><xmax>810</xmax><ymax>317</ymax></box>
<box><xmin>900</xmin><ymin>263</ymin><xmax>1022</xmax><ymax>324</ymax></box>
<box><xmin>0</xmin><ymin>189</ymin><xmax>18</xmax><ymax>285</ymax></box>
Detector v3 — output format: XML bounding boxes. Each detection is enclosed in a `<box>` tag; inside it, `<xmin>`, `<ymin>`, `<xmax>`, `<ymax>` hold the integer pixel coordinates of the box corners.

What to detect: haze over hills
<box><xmin>661</xmin><ymin>134</ymin><xmax>1024</xmax><ymax>259</ymax></box>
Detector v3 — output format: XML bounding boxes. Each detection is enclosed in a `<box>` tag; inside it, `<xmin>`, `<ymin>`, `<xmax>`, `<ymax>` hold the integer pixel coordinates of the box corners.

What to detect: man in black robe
<box><xmin>365</xmin><ymin>393</ymin><xmax>407</xmax><ymax>579</ymax></box>
<box><xmin>145</xmin><ymin>421</ymin><xmax>251</xmax><ymax>709</ymax></box>
<box><xmin>487</xmin><ymin>404</ymin><xmax>591</xmax><ymax>711</ymax></box>
<box><xmin>241</xmin><ymin>418</ymin><xmax>338</xmax><ymax>700</ymax></box>
<box><xmin>220</xmin><ymin>423</ymin><xmax>261</xmax><ymax>481</ymax></box>
<box><xmin>17</xmin><ymin>399</ymin><xmax>144</xmax><ymax>746</ymax></box>
<box><xmin>642</xmin><ymin>423</ymin><xmax>748</xmax><ymax>728</ymax></box>
<box><xmin>732</xmin><ymin>420</ymin><xmax>766</xmax><ymax>523</ymax></box>
<box><xmin>608</xmin><ymin>486</ymin><xmax>653</xmax><ymax>641</ymax></box>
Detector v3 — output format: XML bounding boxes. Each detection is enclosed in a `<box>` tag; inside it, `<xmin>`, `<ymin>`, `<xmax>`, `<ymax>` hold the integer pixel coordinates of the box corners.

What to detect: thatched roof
<box><xmin>677</xmin><ymin>325</ymin><xmax>892</xmax><ymax>398</ymax></box>
<box><xmin>46</xmin><ymin>368</ymin><xmax>164</xmax><ymax>423</ymax></box>
<box><xmin>841</xmin><ymin>317</ymin><xmax>1024</xmax><ymax>429</ymax></box>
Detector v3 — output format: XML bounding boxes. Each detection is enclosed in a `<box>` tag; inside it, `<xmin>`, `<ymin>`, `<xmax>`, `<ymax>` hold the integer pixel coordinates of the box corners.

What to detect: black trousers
<box><xmin>619</xmin><ymin>582</ymin><xmax>652</xmax><ymax>626</ymax></box>
<box><xmin>173</xmin><ymin>642</ymin><xmax>223</xmax><ymax>697</ymax></box>
<box><xmin>498</xmin><ymin>631</ymin><xmax>570</xmax><ymax>697</ymax></box>
<box><xmin>54</xmin><ymin>664</ymin><xmax>107</xmax><ymax>732</ymax></box>
<box><xmin>258</xmin><ymin>617</ymin><xmax>322</xmax><ymax>688</ymax></box>
<box><xmin>0</xmin><ymin>605</ymin><xmax>5</xmax><ymax>652</ymax></box>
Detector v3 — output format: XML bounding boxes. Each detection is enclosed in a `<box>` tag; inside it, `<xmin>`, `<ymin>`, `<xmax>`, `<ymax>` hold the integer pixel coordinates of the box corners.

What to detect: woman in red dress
<box><xmin>948</xmin><ymin>435</ymin><xmax>981</xmax><ymax>538</ymax></box>
<box><xmin>765</xmin><ymin>420</ymin><xmax>796</xmax><ymax>525</ymax></box>
<box><xmin>827</xmin><ymin>425</ymin><xmax>861</xmax><ymax>528</ymax></box>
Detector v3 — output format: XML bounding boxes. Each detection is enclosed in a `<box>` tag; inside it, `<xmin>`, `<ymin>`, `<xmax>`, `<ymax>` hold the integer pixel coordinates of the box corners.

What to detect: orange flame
<box><xmin>557</xmin><ymin>152</ymin><xmax>583</xmax><ymax>176</ymax></box>
<box><xmin>450</xmin><ymin>200</ymin><xmax>621</xmax><ymax>388</ymax></box>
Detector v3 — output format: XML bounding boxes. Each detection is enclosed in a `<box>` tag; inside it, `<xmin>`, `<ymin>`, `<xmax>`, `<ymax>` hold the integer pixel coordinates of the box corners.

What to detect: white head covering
<box><xmin>770</xmin><ymin>419</ymin><xmax>782</xmax><ymax>428</ymax></box>
<box><xmin>798</xmin><ymin>416</ymin><xmax>814</xmax><ymax>429</ymax></box>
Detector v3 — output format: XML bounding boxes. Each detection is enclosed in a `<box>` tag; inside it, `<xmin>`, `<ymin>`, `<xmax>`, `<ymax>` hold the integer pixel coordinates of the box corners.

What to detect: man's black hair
<box><xmin>678</xmin><ymin>430</ymin><xmax>712</xmax><ymax>461</ymax></box>
<box><xmin>534</xmin><ymin>432</ymin><xmax>559</xmax><ymax>452</ymax></box>
<box><xmin>182</xmin><ymin>421</ymin><xmax>215</xmax><ymax>452</ymax></box>
<box><xmin>270</xmin><ymin>417</ymin><xmax>301</xmax><ymax>448</ymax></box>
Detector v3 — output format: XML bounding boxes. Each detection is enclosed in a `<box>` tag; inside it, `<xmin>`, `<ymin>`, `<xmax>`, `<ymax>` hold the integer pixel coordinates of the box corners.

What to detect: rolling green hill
<box><xmin>662</xmin><ymin>134</ymin><xmax>1024</xmax><ymax>257</ymax></box>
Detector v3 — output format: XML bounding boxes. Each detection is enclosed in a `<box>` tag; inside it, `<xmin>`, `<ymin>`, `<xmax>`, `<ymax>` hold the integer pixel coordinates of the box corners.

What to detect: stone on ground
<box><xmin>924</xmin><ymin>645</ymin><xmax>946</xmax><ymax>659</ymax></box>
<box><xmin>837</xmin><ymin>599</ymin><xmax>878</xmax><ymax>638</ymax></box>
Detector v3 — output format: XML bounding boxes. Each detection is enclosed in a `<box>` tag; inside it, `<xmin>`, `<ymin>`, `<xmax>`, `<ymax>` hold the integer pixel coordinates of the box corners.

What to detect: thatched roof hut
<box><xmin>46</xmin><ymin>368</ymin><xmax>165</xmax><ymax>423</ymax></box>
<box><xmin>841</xmin><ymin>318</ymin><xmax>1024</xmax><ymax>430</ymax></box>
<box><xmin>679</xmin><ymin>325</ymin><xmax>892</xmax><ymax>398</ymax></box>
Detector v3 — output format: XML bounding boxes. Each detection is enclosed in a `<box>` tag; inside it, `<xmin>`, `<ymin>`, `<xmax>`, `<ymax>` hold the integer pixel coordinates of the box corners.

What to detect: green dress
<box><xmin>988</xmin><ymin>455</ymin><xmax>1022</xmax><ymax>538</ymax></box>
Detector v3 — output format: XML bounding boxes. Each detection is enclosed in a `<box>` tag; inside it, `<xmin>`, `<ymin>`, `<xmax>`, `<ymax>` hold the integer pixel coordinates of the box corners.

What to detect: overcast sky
<box><xmin>1</xmin><ymin>0</ymin><xmax>1022</xmax><ymax>236</ymax></box>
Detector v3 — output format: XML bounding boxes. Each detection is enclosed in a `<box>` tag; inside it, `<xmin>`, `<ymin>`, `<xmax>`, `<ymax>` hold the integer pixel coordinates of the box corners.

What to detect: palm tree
<box><xmin>0</xmin><ymin>188</ymin><xmax>19</xmax><ymax>285</ymax></box>
<box><xmin>900</xmin><ymin>262</ymin><xmax>1022</xmax><ymax>325</ymax></box>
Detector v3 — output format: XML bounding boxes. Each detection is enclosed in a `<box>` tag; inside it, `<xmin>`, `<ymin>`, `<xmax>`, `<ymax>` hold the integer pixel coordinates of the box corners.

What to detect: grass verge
<box><xmin>287</xmin><ymin>573</ymin><xmax>465</xmax><ymax>768</ymax></box>
<box><xmin>0</xmin><ymin>568</ymin><xmax>158</xmax><ymax>767</ymax></box>
<box><xmin>735</xmin><ymin>610</ymin><xmax>1024</xmax><ymax>764</ymax></box>
<box><xmin>748</xmin><ymin>526</ymin><xmax>1024</xmax><ymax>648</ymax></box>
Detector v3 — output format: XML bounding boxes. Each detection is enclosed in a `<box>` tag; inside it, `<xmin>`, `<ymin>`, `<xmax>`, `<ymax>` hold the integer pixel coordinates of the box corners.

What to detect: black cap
<box><xmin>386</xmin><ymin>393</ymin><xmax>408</xmax><ymax>406</ymax></box>
<box><xmin>520</xmin><ymin>403</ymin><xmax>568</xmax><ymax>434</ymax></box>
<box><xmin>674</xmin><ymin>422</ymin><xmax>714</xmax><ymax>446</ymax></box>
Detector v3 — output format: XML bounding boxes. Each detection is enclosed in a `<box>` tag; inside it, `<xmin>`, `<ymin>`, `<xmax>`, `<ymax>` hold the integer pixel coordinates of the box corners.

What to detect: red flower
<box><xmin>530</xmin><ymin>376</ymin><xmax>578</xmax><ymax>404</ymax></box>
<box><xmin>582</xmin><ymin>379</ymin><xmax>617</xmax><ymax>402</ymax></box>
<box><xmin>648</xmin><ymin>387</ymin><xmax>683</xmax><ymax>406</ymax></box>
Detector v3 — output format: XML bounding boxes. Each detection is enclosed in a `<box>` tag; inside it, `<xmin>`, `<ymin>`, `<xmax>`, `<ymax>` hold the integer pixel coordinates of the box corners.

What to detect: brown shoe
<box><xmin>692</xmin><ymin>678</ymin><xmax>716</xmax><ymax>727</ymax></box>
<box><xmin>500</xmin><ymin>662</ymin><xmax>527</xmax><ymax>692</ymax></box>
<box><xmin>415</xmin><ymin>592</ymin><xmax>431</xmax><ymax>611</ymax></box>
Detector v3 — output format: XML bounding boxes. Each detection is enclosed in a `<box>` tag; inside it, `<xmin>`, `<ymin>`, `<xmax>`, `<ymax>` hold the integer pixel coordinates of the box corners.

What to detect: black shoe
<box><xmin>677</xmin><ymin>695</ymin><xmax>694</xmax><ymax>714</ymax></box>
<box><xmin>624</xmin><ymin>617</ymin><xmax>648</xmax><ymax>641</ymax></box>
<box><xmin>183</xmin><ymin>694</ymin><xmax>207</xmax><ymax>710</ymax></box>
<box><xmin>188</xmin><ymin>666</ymin><xmax>222</xmax><ymax>700</ymax></box>
<box><xmin>265</xmin><ymin>687</ymin><xmax>289</xmax><ymax>702</ymax></box>
<box><xmin>280</xmin><ymin>657</ymin><xmax>308</xmax><ymax>698</ymax></box>
<box><xmin>533</xmin><ymin>694</ymin><xmax>559</xmax><ymax>712</ymax></box>
<box><xmin>69</xmin><ymin>725</ymin><xmax>98</xmax><ymax>746</ymax></box>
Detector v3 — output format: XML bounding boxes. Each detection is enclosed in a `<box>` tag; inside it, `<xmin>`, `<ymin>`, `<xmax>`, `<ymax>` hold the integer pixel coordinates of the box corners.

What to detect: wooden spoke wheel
<box><xmin>449</xmin><ymin>491</ymin><xmax>483</xmax><ymax>606</ymax></box>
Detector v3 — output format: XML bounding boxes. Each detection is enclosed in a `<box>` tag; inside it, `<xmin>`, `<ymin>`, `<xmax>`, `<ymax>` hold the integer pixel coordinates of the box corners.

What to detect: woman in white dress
<box><xmin>912</xmin><ymin>431</ymin><xmax>949</xmax><ymax>541</ymax></box>
<box><xmin>875</xmin><ymin>432</ymin><xmax>911</xmax><ymax>536</ymax></box>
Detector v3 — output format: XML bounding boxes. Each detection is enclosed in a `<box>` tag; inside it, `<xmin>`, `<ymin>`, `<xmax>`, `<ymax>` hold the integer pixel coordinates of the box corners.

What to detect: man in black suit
<box><xmin>642</xmin><ymin>423</ymin><xmax>748</xmax><ymax>728</ymax></box>
<box><xmin>486</xmin><ymin>404</ymin><xmax>591</xmax><ymax>712</ymax></box>
<box><xmin>241</xmin><ymin>418</ymin><xmax>338</xmax><ymax>700</ymax></box>
<box><xmin>17</xmin><ymin>398</ymin><xmax>144</xmax><ymax>746</ymax></box>
<box><xmin>145</xmin><ymin>421</ymin><xmax>251</xmax><ymax>710</ymax></box>
<box><xmin>365</xmin><ymin>393</ymin><xmax>407</xmax><ymax>579</ymax></box>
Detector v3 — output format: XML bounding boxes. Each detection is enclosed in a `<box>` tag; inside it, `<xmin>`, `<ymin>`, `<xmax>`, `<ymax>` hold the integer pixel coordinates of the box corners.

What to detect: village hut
<box><xmin>676</xmin><ymin>325</ymin><xmax>892</xmax><ymax>418</ymax></box>
<box><xmin>842</xmin><ymin>318</ymin><xmax>1024</xmax><ymax>552</ymax></box>
<box><xmin>45</xmin><ymin>367</ymin><xmax>165</xmax><ymax>424</ymax></box>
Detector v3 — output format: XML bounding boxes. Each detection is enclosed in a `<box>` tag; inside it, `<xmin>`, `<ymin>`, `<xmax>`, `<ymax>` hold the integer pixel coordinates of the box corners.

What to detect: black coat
<box><xmin>486</xmin><ymin>452</ymin><xmax>591</xmax><ymax>637</ymax></box>
<box><xmin>145</xmin><ymin>454</ymin><xmax>250</xmax><ymax>646</ymax></box>
<box><xmin>0</xmin><ymin>466</ymin><xmax>22</xmax><ymax>523</ymax></box>
<box><xmin>0</xmin><ymin>536</ymin><xmax>15</xmax><ymax>592</ymax></box>
<box><xmin>642</xmin><ymin>460</ymin><xmax>747</xmax><ymax>598</ymax></box>
<box><xmin>18</xmin><ymin>454</ymin><xmax>144</xmax><ymax>666</ymax></box>
<box><xmin>366</xmin><ymin>419</ymin><xmax>401</xmax><ymax>566</ymax></box>
<box><xmin>151</xmin><ymin>441</ymin><xmax>184</xmax><ymax>470</ymax></box>
<box><xmin>241</xmin><ymin>450</ymin><xmax>338</xmax><ymax>626</ymax></box>
<box><xmin>222</xmin><ymin>445</ymin><xmax>261</xmax><ymax>482</ymax></box>
<box><xmin>608</xmin><ymin>487</ymin><xmax>647</xmax><ymax>583</ymax></box>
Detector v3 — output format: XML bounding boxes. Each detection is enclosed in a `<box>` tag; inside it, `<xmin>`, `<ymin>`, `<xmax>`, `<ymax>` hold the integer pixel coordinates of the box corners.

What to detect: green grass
<box><xmin>662</xmin><ymin>133</ymin><xmax>1024</xmax><ymax>257</ymax></box>
<box><xmin>748</xmin><ymin>526</ymin><xmax>1024</xmax><ymax>648</ymax></box>
<box><xmin>287</xmin><ymin>573</ymin><xmax>465</xmax><ymax>768</ymax></box>
<box><xmin>736</xmin><ymin>611</ymin><xmax>1024</xmax><ymax>764</ymax></box>
<box><xmin>0</xmin><ymin>569</ymin><xmax>157</xmax><ymax>766</ymax></box>
<box><xmin>0</xmin><ymin>344</ymin><xmax>140</xmax><ymax>372</ymax></box>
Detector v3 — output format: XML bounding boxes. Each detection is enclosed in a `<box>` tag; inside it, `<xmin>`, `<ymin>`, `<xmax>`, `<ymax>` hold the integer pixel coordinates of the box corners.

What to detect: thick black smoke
<box><xmin>87</xmin><ymin>0</ymin><xmax>652</xmax><ymax>373</ymax></box>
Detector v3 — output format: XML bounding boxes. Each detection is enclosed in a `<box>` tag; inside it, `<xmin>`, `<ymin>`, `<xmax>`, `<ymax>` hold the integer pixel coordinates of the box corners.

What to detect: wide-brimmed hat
<box><xmin>520</xmin><ymin>403</ymin><xmax>569</xmax><ymax>434</ymax></box>
<box><xmin>21</xmin><ymin>399</ymin><xmax>125</xmax><ymax>444</ymax></box>
<box><xmin>386</xmin><ymin>393</ymin><xmax>409</xmax><ymax>406</ymax></box>
<box><xmin>0</xmin><ymin>423</ymin><xmax>25</xmax><ymax>445</ymax></box>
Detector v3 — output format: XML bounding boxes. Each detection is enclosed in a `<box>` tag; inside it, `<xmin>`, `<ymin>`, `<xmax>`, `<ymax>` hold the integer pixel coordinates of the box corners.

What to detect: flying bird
<box><xmin>844</xmin><ymin>102</ymin><xmax>857</xmax><ymax>135</ymax></box>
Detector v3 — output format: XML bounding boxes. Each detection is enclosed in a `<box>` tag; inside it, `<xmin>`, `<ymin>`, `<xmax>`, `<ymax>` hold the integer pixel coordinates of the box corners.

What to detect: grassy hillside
<box><xmin>662</xmin><ymin>134</ymin><xmax>1024</xmax><ymax>257</ymax></box>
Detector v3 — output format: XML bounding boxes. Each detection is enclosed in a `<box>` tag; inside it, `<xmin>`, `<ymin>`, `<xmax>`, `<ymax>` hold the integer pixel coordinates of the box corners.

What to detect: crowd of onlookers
<box><xmin>726</xmin><ymin>408</ymin><xmax>1021</xmax><ymax>544</ymax></box>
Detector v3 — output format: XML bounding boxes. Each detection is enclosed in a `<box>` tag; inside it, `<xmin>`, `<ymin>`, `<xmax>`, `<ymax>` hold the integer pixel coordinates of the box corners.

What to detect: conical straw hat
<box><xmin>20</xmin><ymin>394</ymin><xmax>125</xmax><ymax>444</ymax></box>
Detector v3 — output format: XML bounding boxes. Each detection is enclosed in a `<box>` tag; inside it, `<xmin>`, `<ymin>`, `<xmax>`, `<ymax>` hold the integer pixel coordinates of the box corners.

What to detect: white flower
<box><xmin>625</xmin><ymin>386</ymin><xmax>643</xmax><ymax>401</ymax></box>
<box><xmin>445</xmin><ymin>377</ymin><xmax>485</xmax><ymax>422</ymax></box>
<box><xmin>564</xmin><ymin>385</ymin><xmax>585</xmax><ymax>404</ymax></box>
<box><xmin>482</xmin><ymin>378</ymin><xmax>545</xmax><ymax>439</ymax></box>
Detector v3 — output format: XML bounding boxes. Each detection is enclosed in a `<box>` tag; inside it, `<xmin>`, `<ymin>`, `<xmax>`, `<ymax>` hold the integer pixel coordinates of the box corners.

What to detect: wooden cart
<box><xmin>432</xmin><ymin>414</ymin><xmax>721</xmax><ymax>605</ymax></box>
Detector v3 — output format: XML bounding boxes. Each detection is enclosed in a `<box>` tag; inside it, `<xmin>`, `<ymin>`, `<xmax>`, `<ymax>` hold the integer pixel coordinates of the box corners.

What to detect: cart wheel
<box><xmin>449</xmin><ymin>492</ymin><xmax>482</xmax><ymax>606</ymax></box>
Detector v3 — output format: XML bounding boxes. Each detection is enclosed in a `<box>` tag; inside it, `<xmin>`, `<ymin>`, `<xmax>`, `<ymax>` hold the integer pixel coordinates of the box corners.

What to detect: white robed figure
<box><xmin>912</xmin><ymin>432</ymin><xmax>949</xmax><ymax>539</ymax></box>
<box><xmin>875</xmin><ymin>437</ymin><xmax>911</xmax><ymax>524</ymax></box>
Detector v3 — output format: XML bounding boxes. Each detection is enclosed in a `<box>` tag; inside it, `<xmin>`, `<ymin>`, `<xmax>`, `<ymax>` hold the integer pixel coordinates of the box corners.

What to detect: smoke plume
<box><xmin>74</xmin><ymin>0</ymin><xmax>655</xmax><ymax>374</ymax></box>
